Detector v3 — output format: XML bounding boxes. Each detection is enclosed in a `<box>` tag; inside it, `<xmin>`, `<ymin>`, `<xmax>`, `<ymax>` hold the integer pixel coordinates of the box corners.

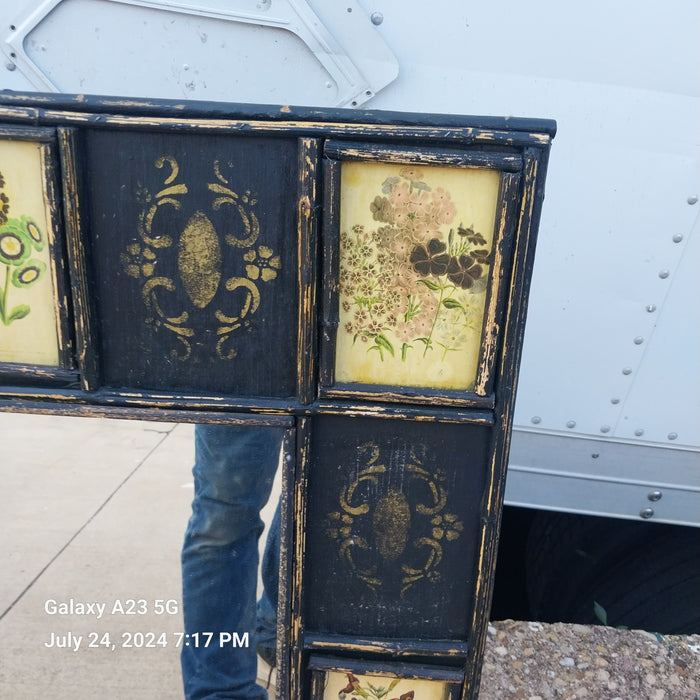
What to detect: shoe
<box><xmin>257</xmin><ymin>642</ymin><xmax>276</xmax><ymax>669</ymax></box>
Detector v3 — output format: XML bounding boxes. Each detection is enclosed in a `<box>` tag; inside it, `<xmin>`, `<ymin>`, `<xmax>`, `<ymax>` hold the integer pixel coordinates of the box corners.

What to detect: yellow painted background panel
<box><xmin>0</xmin><ymin>139</ymin><xmax>60</xmax><ymax>366</ymax></box>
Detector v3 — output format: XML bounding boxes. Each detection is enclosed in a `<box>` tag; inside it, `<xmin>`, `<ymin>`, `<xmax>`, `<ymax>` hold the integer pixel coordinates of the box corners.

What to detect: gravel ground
<box><xmin>480</xmin><ymin>620</ymin><xmax>700</xmax><ymax>699</ymax></box>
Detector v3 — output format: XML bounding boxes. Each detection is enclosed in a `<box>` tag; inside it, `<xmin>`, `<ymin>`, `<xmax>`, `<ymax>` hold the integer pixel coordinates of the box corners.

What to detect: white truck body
<box><xmin>2</xmin><ymin>0</ymin><xmax>698</xmax><ymax>526</ymax></box>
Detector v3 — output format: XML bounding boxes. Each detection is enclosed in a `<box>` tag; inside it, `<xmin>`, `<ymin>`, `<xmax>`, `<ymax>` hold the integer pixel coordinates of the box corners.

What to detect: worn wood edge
<box><xmin>0</xmin><ymin>399</ymin><xmax>295</xmax><ymax>426</ymax></box>
<box><xmin>290</xmin><ymin>418</ymin><xmax>312</xmax><ymax>698</ymax></box>
<box><xmin>307</xmin><ymin>654</ymin><xmax>465</xmax><ymax>682</ymax></box>
<box><xmin>0</xmin><ymin>123</ymin><xmax>54</xmax><ymax>140</ymax></box>
<box><xmin>0</xmin><ymin>387</ymin><xmax>495</xmax><ymax>424</ymax></box>
<box><xmin>0</xmin><ymin>363</ymin><xmax>79</xmax><ymax>386</ymax></box>
<box><xmin>318</xmin><ymin>158</ymin><xmax>341</xmax><ymax>388</ymax></box>
<box><xmin>323</xmin><ymin>141</ymin><xmax>523</xmax><ymax>171</ymax></box>
<box><xmin>0</xmin><ymin>90</ymin><xmax>557</xmax><ymax>137</ymax></box>
<box><xmin>319</xmin><ymin>388</ymin><xmax>496</xmax><ymax>411</ymax></box>
<box><xmin>275</xmin><ymin>426</ymin><xmax>297</xmax><ymax>700</ymax></box>
<box><xmin>39</xmin><ymin>138</ymin><xmax>74</xmax><ymax>369</ymax></box>
<box><xmin>0</xmin><ymin>387</ymin><xmax>302</xmax><ymax>415</ymax></box>
<box><xmin>0</xmin><ymin>104</ymin><xmax>554</xmax><ymax>148</ymax></box>
<box><xmin>296</xmin><ymin>138</ymin><xmax>321</xmax><ymax>405</ymax></box>
<box><xmin>473</xmin><ymin>171</ymin><xmax>521</xmax><ymax>396</ymax></box>
<box><xmin>57</xmin><ymin>127</ymin><xmax>100</xmax><ymax>390</ymax></box>
<box><xmin>315</xmin><ymin>402</ymin><xmax>494</xmax><ymax>425</ymax></box>
<box><xmin>463</xmin><ymin>147</ymin><xmax>551</xmax><ymax>700</ymax></box>
<box><xmin>304</xmin><ymin>634</ymin><xmax>469</xmax><ymax>659</ymax></box>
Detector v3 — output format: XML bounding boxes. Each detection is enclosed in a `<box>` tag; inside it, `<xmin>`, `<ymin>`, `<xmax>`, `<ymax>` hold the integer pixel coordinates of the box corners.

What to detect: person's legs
<box><xmin>181</xmin><ymin>424</ymin><xmax>281</xmax><ymax>700</ymax></box>
<box><xmin>255</xmin><ymin>501</ymin><xmax>280</xmax><ymax>666</ymax></box>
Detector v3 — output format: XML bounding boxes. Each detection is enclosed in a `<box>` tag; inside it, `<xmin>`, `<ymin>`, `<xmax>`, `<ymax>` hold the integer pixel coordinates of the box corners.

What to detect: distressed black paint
<box><xmin>303</xmin><ymin>414</ymin><xmax>489</xmax><ymax>640</ymax></box>
<box><xmin>83</xmin><ymin>130</ymin><xmax>299</xmax><ymax>396</ymax></box>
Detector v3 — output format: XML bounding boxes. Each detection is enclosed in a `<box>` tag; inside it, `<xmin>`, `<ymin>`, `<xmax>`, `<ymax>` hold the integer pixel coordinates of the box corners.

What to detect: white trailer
<box><xmin>2</xmin><ymin>0</ymin><xmax>698</xmax><ymax>631</ymax></box>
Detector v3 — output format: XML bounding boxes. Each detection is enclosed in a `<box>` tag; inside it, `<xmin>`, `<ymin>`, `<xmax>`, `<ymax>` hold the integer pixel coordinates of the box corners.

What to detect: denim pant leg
<box><xmin>181</xmin><ymin>424</ymin><xmax>282</xmax><ymax>700</ymax></box>
<box><xmin>255</xmin><ymin>500</ymin><xmax>280</xmax><ymax>656</ymax></box>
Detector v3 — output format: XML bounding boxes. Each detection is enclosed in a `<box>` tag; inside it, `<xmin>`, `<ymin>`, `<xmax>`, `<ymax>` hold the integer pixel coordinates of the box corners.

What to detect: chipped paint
<box><xmin>0</xmin><ymin>104</ymin><xmax>552</xmax><ymax>149</ymax></box>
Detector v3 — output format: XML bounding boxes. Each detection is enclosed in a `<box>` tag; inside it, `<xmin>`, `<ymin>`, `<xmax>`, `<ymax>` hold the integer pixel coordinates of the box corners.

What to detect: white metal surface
<box><xmin>1</xmin><ymin>0</ymin><xmax>398</xmax><ymax>106</ymax></box>
<box><xmin>1</xmin><ymin>0</ymin><xmax>698</xmax><ymax>523</ymax></box>
<box><xmin>508</xmin><ymin>431</ymin><xmax>700</xmax><ymax>526</ymax></box>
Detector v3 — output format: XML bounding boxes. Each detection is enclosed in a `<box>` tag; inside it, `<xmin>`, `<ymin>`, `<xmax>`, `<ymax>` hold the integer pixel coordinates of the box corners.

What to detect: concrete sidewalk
<box><xmin>0</xmin><ymin>412</ymin><xmax>279</xmax><ymax>699</ymax></box>
<box><xmin>4</xmin><ymin>412</ymin><xmax>697</xmax><ymax>700</ymax></box>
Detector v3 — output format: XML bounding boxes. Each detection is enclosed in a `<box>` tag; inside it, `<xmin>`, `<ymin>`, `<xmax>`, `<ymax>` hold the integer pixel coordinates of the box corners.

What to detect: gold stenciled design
<box><xmin>326</xmin><ymin>442</ymin><xmax>464</xmax><ymax>596</ymax></box>
<box><xmin>121</xmin><ymin>156</ymin><xmax>281</xmax><ymax>360</ymax></box>
<box><xmin>178</xmin><ymin>210</ymin><xmax>222</xmax><ymax>309</ymax></box>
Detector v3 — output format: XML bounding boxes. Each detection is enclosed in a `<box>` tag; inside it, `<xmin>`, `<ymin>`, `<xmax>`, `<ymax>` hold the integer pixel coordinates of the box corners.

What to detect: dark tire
<box><xmin>525</xmin><ymin>511</ymin><xmax>700</xmax><ymax>634</ymax></box>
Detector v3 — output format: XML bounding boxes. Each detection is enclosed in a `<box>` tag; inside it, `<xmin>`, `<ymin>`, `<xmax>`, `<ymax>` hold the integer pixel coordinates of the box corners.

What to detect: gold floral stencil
<box><xmin>325</xmin><ymin>442</ymin><xmax>464</xmax><ymax>597</ymax></box>
<box><xmin>121</xmin><ymin>156</ymin><xmax>281</xmax><ymax>361</ymax></box>
<box><xmin>335</xmin><ymin>162</ymin><xmax>500</xmax><ymax>390</ymax></box>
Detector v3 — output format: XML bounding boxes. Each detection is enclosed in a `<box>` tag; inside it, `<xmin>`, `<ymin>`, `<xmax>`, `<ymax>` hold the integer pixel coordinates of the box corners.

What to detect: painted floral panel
<box><xmin>323</xmin><ymin>670</ymin><xmax>452</xmax><ymax>700</ymax></box>
<box><xmin>335</xmin><ymin>162</ymin><xmax>500</xmax><ymax>390</ymax></box>
<box><xmin>0</xmin><ymin>139</ymin><xmax>59</xmax><ymax>366</ymax></box>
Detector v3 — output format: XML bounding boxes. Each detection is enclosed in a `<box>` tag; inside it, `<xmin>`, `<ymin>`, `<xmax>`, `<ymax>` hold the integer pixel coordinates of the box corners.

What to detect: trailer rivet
<box><xmin>640</xmin><ymin>507</ymin><xmax>654</xmax><ymax>519</ymax></box>
<box><xmin>566</xmin><ymin>420</ymin><xmax>576</xmax><ymax>428</ymax></box>
<box><xmin>658</xmin><ymin>270</ymin><xmax>670</xmax><ymax>279</ymax></box>
<box><xmin>370</xmin><ymin>11</ymin><xmax>384</xmax><ymax>25</ymax></box>
<box><xmin>600</xmin><ymin>425</ymin><xmax>611</xmax><ymax>433</ymax></box>
<box><xmin>633</xmin><ymin>336</ymin><xmax>644</xmax><ymax>345</ymax></box>
<box><xmin>634</xmin><ymin>428</ymin><xmax>645</xmax><ymax>436</ymax></box>
<box><xmin>646</xmin><ymin>304</ymin><xmax>657</xmax><ymax>313</ymax></box>
<box><xmin>667</xmin><ymin>432</ymin><xmax>678</xmax><ymax>441</ymax></box>
<box><xmin>647</xmin><ymin>490</ymin><xmax>662</xmax><ymax>502</ymax></box>
<box><xmin>688</xmin><ymin>195</ymin><xmax>698</xmax><ymax>205</ymax></box>
<box><xmin>591</xmin><ymin>453</ymin><xmax>600</xmax><ymax>459</ymax></box>
<box><xmin>4</xmin><ymin>62</ymin><xmax>15</xmax><ymax>71</ymax></box>
<box><xmin>622</xmin><ymin>367</ymin><xmax>632</xmax><ymax>375</ymax></box>
<box><xmin>611</xmin><ymin>398</ymin><xmax>620</xmax><ymax>405</ymax></box>
<box><xmin>672</xmin><ymin>234</ymin><xmax>684</xmax><ymax>243</ymax></box>
<box><xmin>531</xmin><ymin>416</ymin><xmax>542</xmax><ymax>424</ymax></box>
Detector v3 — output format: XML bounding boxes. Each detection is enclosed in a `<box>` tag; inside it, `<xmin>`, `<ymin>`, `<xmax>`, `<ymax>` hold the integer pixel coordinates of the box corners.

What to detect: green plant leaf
<box><xmin>442</xmin><ymin>298</ymin><xmax>466</xmax><ymax>312</ymax></box>
<box><xmin>418</xmin><ymin>278</ymin><xmax>441</xmax><ymax>291</ymax></box>
<box><xmin>375</xmin><ymin>333</ymin><xmax>395</xmax><ymax>357</ymax></box>
<box><xmin>8</xmin><ymin>304</ymin><xmax>30</xmax><ymax>323</ymax></box>
<box><xmin>401</xmin><ymin>342</ymin><xmax>411</xmax><ymax>361</ymax></box>
<box><xmin>593</xmin><ymin>601</ymin><xmax>608</xmax><ymax>626</ymax></box>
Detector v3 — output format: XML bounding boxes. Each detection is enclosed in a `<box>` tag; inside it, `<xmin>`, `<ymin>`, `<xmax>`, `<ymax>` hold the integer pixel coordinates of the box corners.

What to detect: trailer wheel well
<box><xmin>491</xmin><ymin>507</ymin><xmax>700</xmax><ymax>635</ymax></box>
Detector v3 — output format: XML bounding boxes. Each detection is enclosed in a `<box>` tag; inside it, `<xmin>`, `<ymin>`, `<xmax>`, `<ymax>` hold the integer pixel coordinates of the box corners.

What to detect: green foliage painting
<box><xmin>0</xmin><ymin>171</ymin><xmax>46</xmax><ymax>326</ymax></box>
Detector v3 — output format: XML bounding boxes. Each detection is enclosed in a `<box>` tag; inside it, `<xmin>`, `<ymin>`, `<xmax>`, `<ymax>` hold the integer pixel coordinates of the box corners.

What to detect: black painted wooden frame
<box><xmin>0</xmin><ymin>92</ymin><xmax>554</xmax><ymax>700</ymax></box>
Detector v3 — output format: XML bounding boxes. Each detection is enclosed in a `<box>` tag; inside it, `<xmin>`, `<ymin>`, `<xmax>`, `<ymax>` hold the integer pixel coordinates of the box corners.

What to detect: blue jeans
<box><xmin>181</xmin><ymin>424</ymin><xmax>282</xmax><ymax>699</ymax></box>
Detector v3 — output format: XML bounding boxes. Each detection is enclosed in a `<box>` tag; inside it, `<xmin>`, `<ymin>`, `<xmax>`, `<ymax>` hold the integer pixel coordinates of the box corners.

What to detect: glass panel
<box><xmin>335</xmin><ymin>162</ymin><xmax>500</xmax><ymax>391</ymax></box>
